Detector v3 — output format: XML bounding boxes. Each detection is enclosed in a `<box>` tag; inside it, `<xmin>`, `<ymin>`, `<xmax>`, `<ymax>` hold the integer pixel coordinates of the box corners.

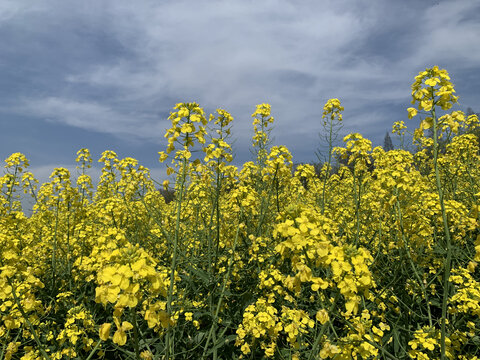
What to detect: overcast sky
<box><xmin>1</xmin><ymin>0</ymin><xmax>479</xmax><ymax>184</ymax></box>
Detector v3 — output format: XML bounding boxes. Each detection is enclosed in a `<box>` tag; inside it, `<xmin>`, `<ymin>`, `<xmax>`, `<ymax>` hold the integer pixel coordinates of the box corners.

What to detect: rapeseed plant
<box><xmin>1</xmin><ymin>67</ymin><xmax>479</xmax><ymax>359</ymax></box>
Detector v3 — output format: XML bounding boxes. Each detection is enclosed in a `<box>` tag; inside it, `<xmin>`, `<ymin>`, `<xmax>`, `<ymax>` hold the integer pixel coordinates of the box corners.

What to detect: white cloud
<box><xmin>2</xmin><ymin>0</ymin><xmax>480</xmax><ymax>164</ymax></box>
<box><xmin>0</xmin><ymin>0</ymin><xmax>34</xmax><ymax>22</ymax></box>
<box><xmin>406</xmin><ymin>1</ymin><xmax>480</xmax><ymax>67</ymax></box>
<box><xmin>56</xmin><ymin>0</ymin><xmax>387</xmax><ymax>142</ymax></box>
<box><xmin>17</xmin><ymin>97</ymin><xmax>164</xmax><ymax>141</ymax></box>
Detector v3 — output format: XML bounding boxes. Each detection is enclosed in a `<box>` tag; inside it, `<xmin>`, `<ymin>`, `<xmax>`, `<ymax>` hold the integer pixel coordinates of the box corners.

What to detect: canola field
<box><xmin>1</xmin><ymin>66</ymin><xmax>480</xmax><ymax>359</ymax></box>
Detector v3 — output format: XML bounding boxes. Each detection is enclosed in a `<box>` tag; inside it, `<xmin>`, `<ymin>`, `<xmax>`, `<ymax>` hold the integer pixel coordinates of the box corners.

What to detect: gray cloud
<box><xmin>1</xmin><ymin>0</ymin><xmax>479</xmax><ymax>170</ymax></box>
<box><xmin>16</xmin><ymin>97</ymin><xmax>164</xmax><ymax>141</ymax></box>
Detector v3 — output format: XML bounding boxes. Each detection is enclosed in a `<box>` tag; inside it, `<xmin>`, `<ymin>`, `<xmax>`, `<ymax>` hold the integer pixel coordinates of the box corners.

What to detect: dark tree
<box><xmin>383</xmin><ymin>131</ymin><xmax>394</xmax><ymax>151</ymax></box>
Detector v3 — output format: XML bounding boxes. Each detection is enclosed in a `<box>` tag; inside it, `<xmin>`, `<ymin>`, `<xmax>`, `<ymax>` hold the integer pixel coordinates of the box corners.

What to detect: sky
<box><xmin>1</xmin><ymin>0</ymin><xmax>480</xmax><ymax>185</ymax></box>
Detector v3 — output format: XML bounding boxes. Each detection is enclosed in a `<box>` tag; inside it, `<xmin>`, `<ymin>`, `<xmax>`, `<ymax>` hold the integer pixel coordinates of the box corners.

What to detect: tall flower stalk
<box><xmin>319</xmin><ymin>98</ymin><xmax>343</xmax><ymax>214</ymax></box>
<box><xmin>408</xmin><ymin>66</ymin><xmax>459</xmax><ymax>360</ymax></box>
<box><xmin>159</xmin><ymin>102</ymin><xmax>208</xmax><ymax>359</ymax></box>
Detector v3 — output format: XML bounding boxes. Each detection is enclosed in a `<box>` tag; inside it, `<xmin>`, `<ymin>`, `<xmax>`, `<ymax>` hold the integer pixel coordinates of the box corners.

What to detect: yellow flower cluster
<box><xmin>410</xmin><ymin>65</ymin><xmax>458</xmax><ymax>113</ymax></box>
<box><xmin>322</xmin><ymin>98</ymin><xmax>344</xmax><ymax>125</ymax></box>
<box><xmin>252</xmin><ymin>103</ymin><xmax>275</xmax><ymax>167</ymax></box>
<box><xmin>158</xmin><ymin>102</ymin><xmax>208</xmax><ymax>164</ymax></box>
<box><xmin>203</xmin><ymin>109</ymin><xmax>234</xmax><ymax>166</ymax></box>
<box><xmin>1</xmin><ymin>67</ymin><xmax>479</xmax><ymax>359</ymax></box>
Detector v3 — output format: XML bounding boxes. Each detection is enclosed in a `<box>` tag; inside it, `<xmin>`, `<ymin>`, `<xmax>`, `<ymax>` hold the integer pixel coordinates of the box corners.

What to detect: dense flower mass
<box><xmin>1</xmin><ymin>67</ymin><xmax>480</xmax><ymax>359</ymax></box>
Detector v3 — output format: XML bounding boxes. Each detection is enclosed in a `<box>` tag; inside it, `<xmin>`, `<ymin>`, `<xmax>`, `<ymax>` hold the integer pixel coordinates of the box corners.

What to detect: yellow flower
<box><xmin>421</xmin><ymin>117</ymin><xmax>434</xmax><ymax>130</ymax></box>
<box><xmin>424</xmin><ymin>77</ymin><xmax>440</xmax><ymax>86</ymax></box>
<box><xmin>140</xmin><ymin>350</ymin><xmax>153</xmax><ymax>360</ymax></box>
<box><xmin>117</xmin><ymin>293</ymin><xmax>138</xmax><ymax>308</ymax></box>
<box><xmin>158</xmin><ymin>151</ymin><xmax>168</xmax><ymax>163</ymax></box>
<box><xmin>315</xmin><ymin>309</ymin><xmax>329</xmax><ymax>324</ymax></box>
<box><xmin>241</xmin><ymin>343</ymin><xmax>251</xmax><ymax>354</ymax></box>
<box><xmin>265</xmin><ymin>347</ymin><xmax>275</xmax><ymax>357</ymax></box>
<box><xmin>99</xmin><ymin>323</ymin><xmax>111</xmax><ymax>341</ymax></box>
<box><xmin>162</xmin><ymin>179</ymin><xmax>169</xmax><ymax>189</ymax></box>
<box><xmin>112</xmin><ymin>320</ymin><xmax>133</xmax><ymax>346</ymax></box>
<box><xmin>345</xmin><ymin>299</ymin><xmax>359</xmax><ymax>315</ymax></box>
<box><xmin>467</xmin><ymin>261</ymin><xmax>477</xmax><ymax>272</ymax></box>
<box><xmin>372</xmin><ymin>326</ymin><xmax>384</xmax><ymax>337</ymax></box>
<box><xmin>420</xmin><ymin>100</ymin><xmax>433</xmax><ymax>111</ymax></box>
<box><xmin>407</xmin><ymin>107</ymin><xmax>418</xmax><ymax>119</ymax></box>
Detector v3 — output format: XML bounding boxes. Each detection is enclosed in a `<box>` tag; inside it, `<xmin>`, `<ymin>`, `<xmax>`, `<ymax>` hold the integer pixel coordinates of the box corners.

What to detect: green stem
<box><xmin>84</xmin><ymin>339</ymin><xmax>102</xmax><ymax>360</ymax></box>
<box><xmin>431</xmin><ymin>105</ymin><xmax>453</xmax><ymax>360</ymax></box>
<box><xmin>214</xmin><ymin>164</ymin><xmax>221</xmax><ymax>265</ymax></box>
<box><xmin>321</xmin><ymin>120</ymin><xmax>334</xmax><ymax>214</ymax></box>
<box><xmin>202</xmin><ymin>210</ymin><xmax>242</xmax><ymax>358</ymax></box>
<box><xmin>6</xmin><ymin>166</ymin><xmax>18</xmax><ymax>212</ymax></box>
<box><xmin>52</xmin><ymin>197</ymin><xmax>60</xmax><ymax>294</ymax></box>
<box><xmin>352</xmin><ymin>172</ymin><xmax>362</xmax><ymax>246</ymax></box>
<box><xmin>165</xmin><ymin>157</ymin><xmax>188</xmax><ymax>359</ymax></box>
<box><xmin>133</xmin><ymin>309</ymin><xmax>140</xmax><ymax>359</ymax></box>
<box><xmin>0</xmin><ymin>328</ymin><xmax>12</xmax><ymax>359</ymax></box>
